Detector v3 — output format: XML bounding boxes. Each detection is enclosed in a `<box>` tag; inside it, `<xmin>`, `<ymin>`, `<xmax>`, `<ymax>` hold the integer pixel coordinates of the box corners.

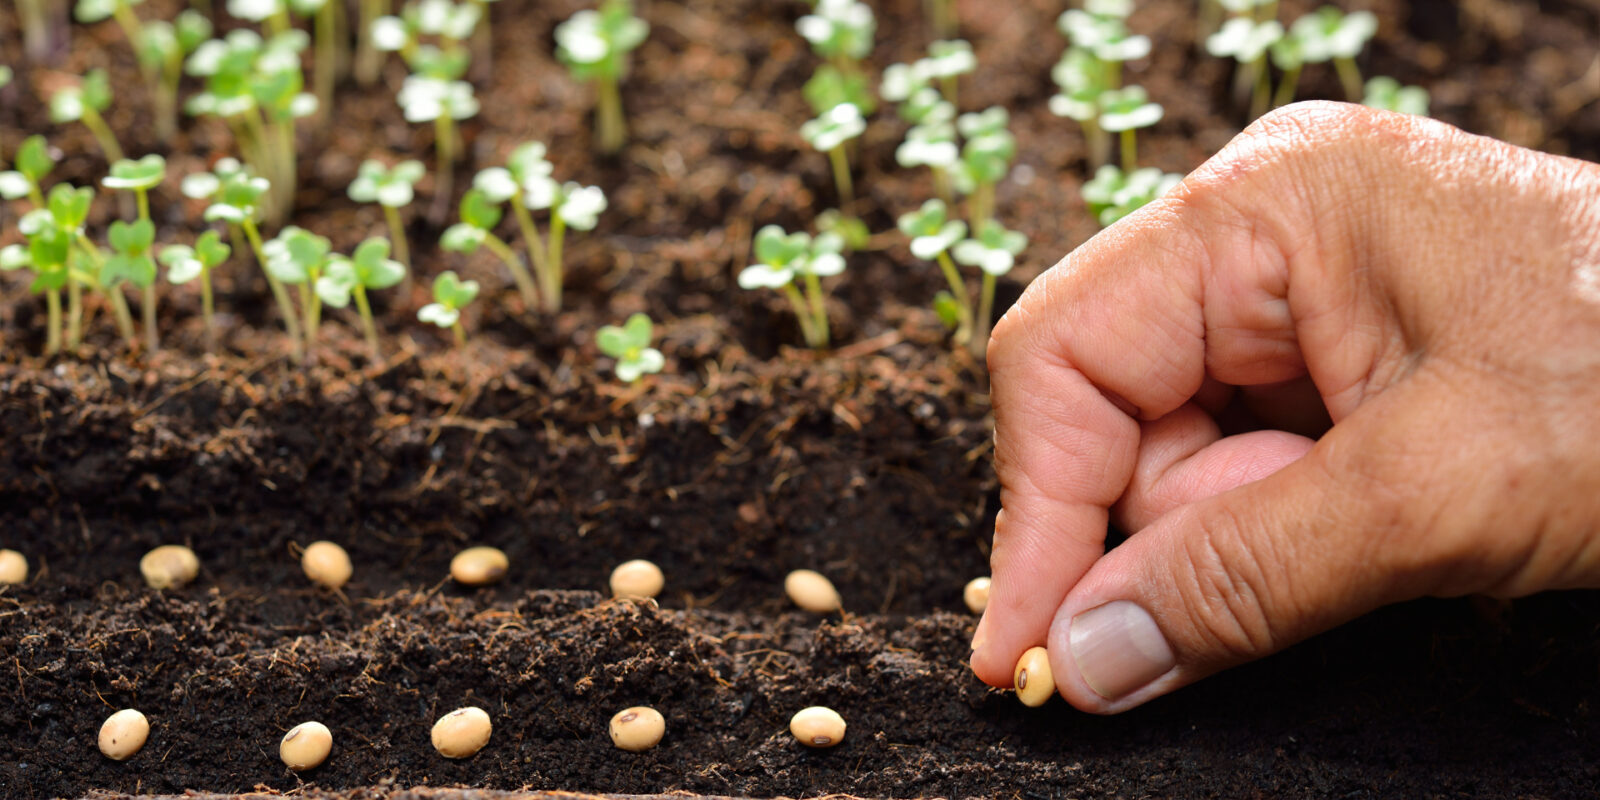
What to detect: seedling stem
<box><xmin>1335</xmin><ymin>57</ymin><xmax>1363</xmax><ymax>102</ymax></box>
<box><xmin>1120</xmin><ymin>128</ymin><xmax>1137</xmax><ymax>172</ymax></box>
<box><xmin>241</xmin><ymin>218</ymin><xmax>306</xmax><ymax>362</ymax></box>
<box><xmin>383</xmin><ymin>204</ymin><xmax>410</xmax><ymax>269</ymax></box>
<box><xmin>828</xmin><ymin>146</ymin><xmax>854</xmax><ymax>208</ymax></box>
<box><xmin>935</xmin><ymin>251</ymin><xmax>973</xmax><ymax>345</ymax></box>
<box><xmin>45</xmin><ymin>289</ymin><xmax>63</xmax><ymax>356</ymax></box>
<box><xmin>596</xmin><ymin>76</ymin><xmax>626</xmax><ymax>155</ymax></box>
<box><xmin>484</xmin><ymin>232</ymin><xmax>540</xmax><ymax>309</ymax></box>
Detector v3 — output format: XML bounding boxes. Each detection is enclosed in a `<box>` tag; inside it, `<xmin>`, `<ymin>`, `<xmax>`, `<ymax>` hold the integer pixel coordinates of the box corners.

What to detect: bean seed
<box><xmin>963</xmin><ymin>577</ymin><xmax>991</xmax><ymax>614</ymax></box>
<box><xmin>784</xmin><ymin>569</ymin><xmax>841</xmax><ymax>614</ymax></box>
<box><xmin>140</xmin><ymin>545</ymin><xmax>199</xmax><ymax>590</ymax></box>
<box><xmin>279</xmin><ymin>721</ymin><xmax>332</xmax><ymax>770</ymax></box>
<box><xmin>301</xmin><ymin>541</ymin><xmax>352</xmax><ymax>589</ymax></box>
<box><xmin>789</xmin><ymin>706</ymin><xmax>846</xmax><ymax>748</ymax></box>
<box><xmin>98</xmin><ymin>709</ymin><xmax>149</xmax><ymax>760</ymax></box>
<box><xmin>450</xmin><ymin>546</ymin><xmax>508</xmax><ymax>586</ymax></box>
<box><xmin>609</xmin><ymin>559</ymin><xmax>664</xmax><ymax>599</ymax></box>
<box><xmin>609</xmin><ymin>706</ymin><xmax>665</xmax><ymax>752</ymax></box>
<box><xmin>431</xmin><ymin>706</ymin><xmax>491</xmax><ymax>758</ymax></box>
<box><xmin>0</xmin><ymin>549</ymin><xmax>27</xmax><ymax>584</ymax></box>
<box><xmin>1014</xmin><ymin>646</ymin><xmax>1054</xmax><ymax>707</ymax></box>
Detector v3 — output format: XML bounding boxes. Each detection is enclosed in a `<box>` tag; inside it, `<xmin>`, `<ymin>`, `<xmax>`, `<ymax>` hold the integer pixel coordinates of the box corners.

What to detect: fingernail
<box><xmin>1068</xmin><ymin>601</ymin><xmax>1175</xmax><ymax>700</ymax></box>
<box><xmin>970</xmin><ymin>614</ymin><xmax>989</xmax><ymax>652</ymax></box>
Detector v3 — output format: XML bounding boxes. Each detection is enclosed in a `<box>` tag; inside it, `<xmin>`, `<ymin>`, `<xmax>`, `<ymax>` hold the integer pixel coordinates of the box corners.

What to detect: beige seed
<box><xmin>784</xmin><ymin>569</ymin><xmax>841</xmax><ymax>614</ymax></box>
<box><xmin>0</xmin><ymin>549</ymin><xmax>27</xmax><ymax>584</ymax></box>
<box><xmin>431</xmin><ymin>706</ymin><xmax>492</xmax><ymax>758</ymax></box>
<box><xmin>450</xmin><ymin>546</ymin><xmax>508</xmax><ymax>586</ymax></box>
<box><xmin>301</xmin><ymin>541</ymin><xmax>353</xmax><ymax>589</ymax></box>
<box><xmin>279</xmin><ymin>721</ymin><xmax>333</xmax><ymax>770</ymax></box>
<box><xmin>789</xmin><ymin>706</ymin><xmax>846</xmax><ymax>748</ymax></box>
<box><xmin>1013</xmin><ymin>646</ymin><xmax>1054</xmax><ymax>707</ymax></box>
<box><xmin>609</xmin><ymin>706</ymin><xmax>665</xmax><ymax>752</ymax></box>
<box><xmin>140</xmin><ymin>545</ymin><xmax>199</xmax><ymax>589</ymax></box>
<box><xmin>609</xmin><ymin>559</ymin><xmax>665</xmax><ymax>599</ymax></box>
<box><xmin>98</xmin><ymin>708</ymin><xmax>150</xmax><ymax>760</ymax></box>
<box><xmin>963</xmin><ymin>577</ymin><xmax>991</xmax><ymax>614</ymax></box>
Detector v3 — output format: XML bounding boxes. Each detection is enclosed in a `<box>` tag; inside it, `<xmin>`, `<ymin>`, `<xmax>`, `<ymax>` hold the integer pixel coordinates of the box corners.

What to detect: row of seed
<box><xmin>97</xmin><ymin>701</ymin><xmax>848</xmax><ymax>769</ymax></box>
<box><xmin>0</xmin><ymin>544</ymin><xmax>995</xmax><ymax>616</ymax></box>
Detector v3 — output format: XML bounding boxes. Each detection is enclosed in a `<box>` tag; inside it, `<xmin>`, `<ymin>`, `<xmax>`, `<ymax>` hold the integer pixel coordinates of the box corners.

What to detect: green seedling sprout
<box><xmin>596</xmin><ymin>312</ymin><xmax>664</xmax><ymax>383</ymax></box>
<box><xmin>38</xmin><ymin>183</ymin><xmax>138</xmax><ymax>350</ymax></box>
<box><xmin>804</xmin><ymin>65</ymin><xmax>875</xmax><ymax>118</ymax></box>
<box><xmin>442</xmin><ymin>187</ymin><xmax>536</xmax><ymax>306</ymax></box>
<box><xmin>104</xmin><ymin>219</ymin><xmax>160</xmax><ymax>352</ymax></box>
<box><xmin>555</xmin><ymin>0</ymin><xmax>649</xmax><ymax>154</ymax></box>
<box><xmin>159</xmin><ymin>230</ymin><xmax>231</xmax><ymax>351</ymax></box>
<box><xmin>418</xmin><ymin>269</ymin><xmax>477</xmax><ymax>345</ymax></box>
<box><xmin>1097</xmin><ymin>86</ymin><xmax>1162</xmax><ymax>171</ymax></box>
<box><xmin>1206</xmin><ymin>17</ymin><xmax>1284</xmax><ymax>119</ymax></box>
<box><xmin>546</xmin><ymin>180</ymin><xmax>607</xmax><ymax>309</ymax></box>
<box><xmin>1049</xmin><ymin>47</ymin><xmax>1116</xmax><ymax>168</ymax></box>
<box><xmin>262</xmin><ymin>225</ymin><xmax>332</xmax><ymax>354</ymax></box>
<box><xmin>16</xmin><ymin>1</ymin><xmax>51</xmax><ymax>61</ymax></box>
<box><xmin>738</xmin><ymin>225</ymin><xmax>846</xmax><ymax>349</ymax></box>
<box><xmin>1</xmin><ymin>136</ymin><xmax>58</xmax><ymax>207</ymax></box>
<box><xmin>1058</xmin><ymin>5</ymin><xmax>1149</xmax><ymax>89</ymax></box>
<box><xmin>801</xmin><ymin>103</ymin><xmax>866</xmax><ymax>208</ymax></box>
<box><xmin>74</xmin><ymin>0</ymin><xmax>161</xmax><ymax>136</ymax></box>
<box><xmin>0</xmin><ymin>221</ymin><xmax>72</xmax><ymax>355</ymax></box>
<box><xmin>451</xmin><ymin>170</ymin><xmax>610</xmax><ymax>314</ymax></box>
<box><xmin>136</xmin><ymin>10</ymin><xmax>213</xmax><ymax>140</ymax></box>
<box><xmin>348</xmin><ymin>158</ymin><xmax>425</xmax><ymax>275</ymax></box>
<box><xmin>952</xmin><ymin>220</ymin><xmax>1026</xmax><ymax>356</ymax></box>
<box><xmin>1362</xmin><ymin>76</ymin><xmax>1430</xmax><ymax>117</ymax></box>
<box><xmin>1081</xmin><ymin>164</ymin><xmax>1182</xmax><ymax>227</ymax></box>
<box><xmin>374</xmin><ymin>0</ymin><xmax>484</xmax><ymax>208</ymax></box>
<box><xmin>1289</xmin><ymin>7</ymin><xmax>1377</xmax><ymax>101</ymax></box>
<box><xmin>922</xmin><ymin>40</ymin><xmax>975</xmax><ymax>106</ymax></box>
<box><xmin>397</xmin><ymin>76</ymin><xmax>478</xmax><ymax>206</ymax></box>
<box><xmin>897</xmin><ymin>199</ymin><xmax>971</xmax><ymax>345</ymax></box>
<box><xmin>49</xmin><ymin>70</ymin><xmax>125</xmax><ymax>165</ymax></box>
<box><xmin>316</xmin><ymin>237</ymin><xmax>407</xmax><ymax>357</ymax></box>
<box><xmin>954</xmin><ymin>107</ymin><xmax>1015</xmax><ymax>226</ymax></box>
<box><xmin>103</xmin><ymin>154</ymin><xmax>166</xmax><ymax>222</ymax></box>
<box><xmin>190</xmin><ymin>163</ymin><xmax>305</xmax><ymax>361</ymax></box>
<box><xmin>797</xmin><ymin>0</ymin><xmax>875</xmax><ymax>84</ymax></box>
<box><xmin>229</xmin><ymin>0</ymin><xmax>350</xmax><ymax>117</ymax></box>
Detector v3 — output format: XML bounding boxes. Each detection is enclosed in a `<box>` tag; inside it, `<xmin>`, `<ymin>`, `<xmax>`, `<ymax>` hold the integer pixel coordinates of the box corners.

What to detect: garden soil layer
<box><xmin>3</xmin><ymin>0</ymin><xmax>1600</xmax><ymax>798</ymax></box>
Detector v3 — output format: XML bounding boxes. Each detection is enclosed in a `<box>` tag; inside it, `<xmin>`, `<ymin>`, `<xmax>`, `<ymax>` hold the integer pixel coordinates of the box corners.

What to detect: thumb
<box><xmin>1044</xmin><ymin>380</ymin><xmax>1471</xmax><ymax>713</ymax></box>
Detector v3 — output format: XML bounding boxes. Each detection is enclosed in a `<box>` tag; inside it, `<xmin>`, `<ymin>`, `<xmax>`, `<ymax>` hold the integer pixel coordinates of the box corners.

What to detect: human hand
<box><xmin>971</xmin><ymin>102</ymin><xmax>1600</xmax><ymax>713</ymax></box>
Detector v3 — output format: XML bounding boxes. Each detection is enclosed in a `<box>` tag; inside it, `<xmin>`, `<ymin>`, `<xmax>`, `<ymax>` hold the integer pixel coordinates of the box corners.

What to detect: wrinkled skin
<box><xmin>972</xmin><ymin>101</ymin><xmax>1600</xmax><ymax>713</ymax></box>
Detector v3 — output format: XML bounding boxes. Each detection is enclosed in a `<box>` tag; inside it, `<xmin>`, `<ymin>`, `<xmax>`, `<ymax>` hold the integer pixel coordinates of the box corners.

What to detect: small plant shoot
<box><xmin>1081</xmin><ymin>164</ymin><xmax>1183</xmax><ymax>227</ymax></box>
<box><xmin>418</xmin><ymin>270</ymin><xmax>478</xmax><ymax>345</ymax></box>
<box><xmin>596</xmin><ymin>312</ymin><xmax>664</xmax><ymax>383</ymax></box>
<box><xmin>49</xmin><ymin>70</ymin><xmax>124</xmax><ymax>165</ymax></box>
<box><xmin>739</xmin><ymin>225</ymin><xmax>847</xmax><ymax>349</ymax></box>
<box><xmin>555</xmin><ymin>0</ymin><xmax>649</xmax><ymax>154</ymax></box>
<box><xmin>316</xmin><ymin>237</ymin><xmax>408</xmax><ymax>357</ymax></box>
<box><xmin>1362</xmin><ymin>76</ymin><xmax>1430</xmax><ymax>117</ymax></box>
<box><xmin>160</xmin><ymin>231</ymin><xmax>231</xmax><ymax>352</ymax></box>
<box><xmin>951</xmin><ymin>220</ymin><xmax>1026</xmax><ymax>355</ymax></box>
<box><xmin>897</xmin><ymin>199</ymin><xmax>971</xmax><ymax>345</ymax></box>
<box><xmin>348</xmin><ymin>159</ymin><xmax>426</xmax><ymax>272</ymax></box>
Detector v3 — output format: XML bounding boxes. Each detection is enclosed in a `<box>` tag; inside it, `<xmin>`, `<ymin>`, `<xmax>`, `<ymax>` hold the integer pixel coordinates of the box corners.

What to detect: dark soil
<box><xmin>2</xmin><ymin>0</ymin><xmax>1599</xmax><ymax>798</ymax></box>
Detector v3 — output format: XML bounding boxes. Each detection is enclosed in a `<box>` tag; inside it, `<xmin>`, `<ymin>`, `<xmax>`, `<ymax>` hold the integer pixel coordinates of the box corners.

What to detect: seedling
<box><xmin>790</xmin><ymin>706</ymin><xmax>846</xmax><ymax>748</ymax></box>
<box><xmin>1049</xmin><ymin>47</ymin><xmax>1116</xmax><ymax>167</ymax></box>
<box><xmin>1290</xmin><ymin>6</ymin><xmax>1377</xmax><ymax>101</ymax></box>
<box><xmin>418</xmin><ymin>270</ymin><xmax>478</xmax><ymax>345</ymax></box>
<box><xmin>135</xmin><ymin>10</ymin><xmax>212</xmax><ymax>140</ymax></box>
<box><xmin>1081</xmin><ymin>164</ymin><xmax>1182</xmax><ymax>226</ymax></box>
<box><xmin>316</xmin><ymin>237</ymin><xmax>408</xmax><ymax>357</ymax></box>
<box><xmin>398</xmin><ymin>76</ymin><xmax>478</xmax><ymax>201</ymax></box>
<box><xmin>347</xmin><ymin>159</ymin><xmax>425</xmax><ymax>271</ymax></box>
<box><xmin>897</xmin><ymin>198</ymin><xmax>970</xmax><ymax>344</ymax></box>
<box><xmin>1206</xmin><ymin>17</ymin><xmax>1284</xmax><ymax>118</ymax></box>
<box><xmin>98</xmin><ymin>709</ymin><xmax>150</xmax><ymax>761</ymax></box>
<box><xmin>1013</xmin><ymin>646</ymin><xmax>1053</xmax><ymax>707</ymax></box>
<box><xmin>1</xmin><ymin>135</ymin><xmax>58</xmax><ymax>207</ymax></box>
<box><xmin>555</xmin><ymin>0</ymin><xmax>649</xmax><ymax>154</ymax></box>
<box><xmin>610</xmin><ymin>707</ymin><xmax>665</xmax><ymax>753</ymax></box>
<box><xmin>103</xmin><ymin>219</ymin><xmax>160</xmax><ymax>353</ymax></box>
<box><xmin>797</xmin><ymin>0</ymin><xmax>875</xmax><ymax>81</ymax></box>
<box><xmin>300</xmin><ymin>540</ymin><xmax>353</xmax><ymax>589</ymax></box>
<box><xmin>951</xmin><ymin>220</ymin><xmax>1026</xmax><ymax>354</ymax></box>
<box><xmin>443</xmin><ymin>188</ymin><xmax>535</xmax><ymax>305</ymax></box>
<box><xmin>0</xmin><ymin>220</ymin><xmax>71</xmax><ymax>355</ymax></box>
<box><xmin>1362</xmin><ymin>76</ymin><xmax>1430</xmax><ymax>117</ymax></box>
<box><xmin>231</xmin><ymin>0</ymin><xmax>349</xmax><ymax>115</ymax></box>
<box><xmin>804</xmin><ymin>65</ymin><xmax>875</xmax><ymax>118</ymax></box>
<box><xmin>374</xmin><ymin>1</ymin><xmax>484</xmax><ymax>206</ymax></box>
<box><xmin>190</xmin><ymin>164</ymin><xmax>305</xmax><ymax>360</ymax></box>
<box><xmin>1096</xmin><ymin>85</ymin><xmax>1163</xmax><ymax>171</ymax></box>
<box><xmin>596</xmin><ymin>312</ymin><xmax>665</xmax><ymax>383</ymax></box>
<box><xmin>954</xmin><ymin>107</ymin><xmax>1015</xmax><ymax>226</ymax></box>
<box><xmin>471</xmin><ymin>142</ymin><xmax>573</xmax><ymax>310</ymax></box>
<box><xmin>784</xmin><ymin>569</ymin><xmax>842</xmax><ymax>614</ymax></box>
<box><xmin>1058</xmin><ymin>5</ymin><xmax>1150</xmax><ymax>89</ymax></box>
<box><xmin>263</xmin><ymin>225</ymin><xmax>336</xmax><ymax>357</ymax></box>
<box><xmin>922</xmin><ymin>39</ymin><xmax>975</xmax><ymax>106</ymax></box>
<box><xmin>431</xmin><ymin>706</ymin><xmax>492</xmax><ymax>759</ymax></box>
<box><xmin>801</xmin><ymin>103</ymin><xmax>866</xmax><ymax>208</ymax></box>
<box><xmin>450</xmin><ymin>545</ymin><xmax>507</xmax><ymax>586</ymax></box>
<box><xmin>738</xmin><ymin>225</ymin><xmax>846</xmax><ymax>349</ymax></box>
<box><xmin>279</xmin><ymin>721</ymin><xmax>333</xmax><ymax>771</ymax></box>
<box><xmin>160</xmin><ymin>231</ymin><xmax>231</xmax><ymax>351</ymax></box>
<box><xmin>49</xmin><ymin>69</ymin><xmax>125</xmax><ymax>165</ymax></box>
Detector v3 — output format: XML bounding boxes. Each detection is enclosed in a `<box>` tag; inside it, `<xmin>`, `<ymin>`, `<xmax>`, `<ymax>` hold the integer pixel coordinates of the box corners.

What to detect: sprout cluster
<box><xmin>797</xmin><ymin>0</ymin><xmax>876</xmax><ymax>210</ymax></box>
<box><xmin>1050</xmin><ymin>0</ymin><xmax>1160</xmax><ymax>171</ymax></box>
<box><xmin>897</xmin><ymin>199</ymin><xmax>1026</xmax><ymax>355</ymax></box>
<box><xmin>1081</xmin><ymin>164</ymin><xmax>1182</xmax><ymax>226</ymax></box>
<box><xmin>372</xmin><ymin>0</ymin><xmax>486</xmax><ymax>198</ymax></box>
<box><xmin>739</xmin><ymin>225</ymin><xmax>847</xmax><ymax>349</ymax></box>
<box><xmin>556</xmin><ymin>0</ymin><xmax>650</xmax><ymax>154</ymax></box>
<box><xmin>596</xmin><ymin>313</ymin><xmax>665</xmax><ymax>383</ymax></box>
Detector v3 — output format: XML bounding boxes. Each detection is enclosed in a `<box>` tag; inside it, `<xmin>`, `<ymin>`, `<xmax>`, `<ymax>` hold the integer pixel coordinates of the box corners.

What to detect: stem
<box><xmin>971</xmin><ymin>272</ymin><xmax>995</xmax><ymax>358</ymax></box>
<box><xmin>970</xmin><ymin>182</ymin><xmax>994</xmax><ymax>228</ymax></box>
<box><xmin>354</xmin><ymin>0</ymin><xmax>386</xmax><ymax>85</ymax></box>
<box><xmin>933</xmin><ymin>167</ymin><xmax>953</xmax><ymax>207</ymax></box>
<box><xmin>110</xmin><ymin>0</ymin><xmax>147</xmax><ymax>48</ymax></box>
<box><xmin>934</xmin><ymin>250</ymin><xmax>973</xmax><ymax>345</ymax></box>
<box><xmin>1334</xmin><ymin>57</ymin><xmax>1364</xmax><ymax>102</ymax></box>
<box><xmin>141</xmin><ymin>283</ymin><xmax>158</xmax><ymax>353</ymax></box>
<box><xmin>1084</xmin><ymin>118</ymin><xmax>1110</xmax><ymax>170</ymax></box>
<box><xmin>353</xmin><ymin>284</ymin><xmax>380</xmax><ymax>358</ymax></box>
<box><xmin>1250</xmin><ymin>55</ymin><xmax>1272</xmax><ymax>120</ymax></box>
<box><xmin>67</xmin><ymin>271</ymin><xmax>83</xmax><ymax>349</ymax></box>
<box><xmin>45</xmin><ymin>289</ymin><xmax>62</xmax><ymax>356</ymax></box>
<box><xmin>314</xmin><ymin>2</ymin><xmax>337</xmax><ymax>123</ymax></box>
<box><xmin>80</xmin><ymin>107</ymin><xmax>126</xmax><ymax>164</ymax></box>
<box><xmin>18</xmin><ymin>0</ymin><xmax>49</xmax><ymax>62</ymax></box>
<box><xmin>1273</xmin><ymin>66</ymin><xmax>1302</xmax><ymax>109</ymax></box>
<box><xmin>430</xmin><ymin>115</ymin><xmax>457</xmax><ymax>222</ymax></box>
<box><xmin>595</xmin><ymin>75</ymin><xmax>626</xmax><ymax>155</ymax></box>
<box><xmin>383</xmin><ymin>203</ymin><xmax>413</xmax><ymax>299</ymax></box>
<box><xmin>451</xmin><ymin>320</ymin><xmax>466</xmax><ymax>347</ymax></box>
<box><xmin>1120</xmin><ymin>129</ymin><xmax>1138</xmax><ymax>172</ymax></box>
<box><xmin>941</xmin><ymin>75</ymin><xmax>958</xmax><ymax>110</ymax></box>
<box><xmin>200</xmin><ymin>267</ymin><xmax>215</xmax><ymax>353</ymax></box>
<box><xmin>136</xmin><ymin>188</ymin><xmax>150</xmax><ymax>223</ymax></box>
<box><xmin>546</xmin><ymin>214</ymin><xmax>566</xmax><ymax>312</ymax></box>
<box><xmin>510</xmin><ymin>198</ymin><xmax>553</xmax><ymax>306</ymax></box>
<box><xmin>802</xmin><ymin>270</ymin><xmax>830</xmax><ymax>349</ymax></box>
<box><xmin>156</xmin><ymin>48</ymin><xmax>181</xmax><ymax>142</ymax></box>
<box><xmin>484</xmin><ymin>232</ymin><xmax>540</xmax><ymax>309</ymax></box>
<box><xmin>241</xmin><ymin>219</ymin><xmax>305</xmax><ymax>363</ymax></box>
<box><xmin>828</xmin><ymin>145</ymin><xmax>854</xmax><ymax>208</ymax></box>
<box><xmin>108</xmin><ymin>288</ymin><xmax>138</xmax><ymax>351</ymax></box>
<box><xmin>300</xmin><ymin>280</ymin><xmax>319</xmax><ymax>358</ymax></box>
<box><xmin>781</xmin><ymin>283</ymin><xmax>821</xmax><ymax>348</ymax></box>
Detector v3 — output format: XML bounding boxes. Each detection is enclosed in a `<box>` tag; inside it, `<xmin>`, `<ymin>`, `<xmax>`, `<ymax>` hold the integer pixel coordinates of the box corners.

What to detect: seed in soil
<box><xmin>609</xmin><ymin>706</ymin><xmax>666</xmax><ymax>752</ymax></box>
<box><xmin>139</xmin><ymin>544</ymin><xmax>199</xmax><ymax>589</ymax></box>
<box><xmin>98</xmin><ymin>709</ymin><xmax>149</xmax><ymax>761</ymax></box>
<box><xmin>0</xmin><ymin>549</ymin><xmax>27</xmax><ymax>584</ymax></box>
<box><xmin>432</xmin><ymin>706</ymin><xmax>492</xmax><ymax>758</ymax></box>
<box><xmin>964</xmin><ymin>576</ymin><xmax>991</xmax><ymax>614</ymax></box>
<box><xmin>279</xmin><ymin>721</ymin><xmax>333</xmax><ymax>770</ymax></box>
<box><xmin>789</xmin><ymin>706</ymin><xmax>847</xmax><ymax>748</ymax></box>
<box><xmin>300</xmin><ymin>541</ymin><xmax>353</xmax><ymax>589</ymax></box>
<box><xmin>785</xmin><ymin>569</ymin><xmax>842</xmax><ymax>613</ymax></box>
<box><xmin>450</xmin><ymin>546</ymin><xmax>508</xmax><ymax>586</ymax></box>
<box><xmin>609</xmin><ymin>559</ymin><xmax>664</xmax><ymax>599</ymax></box>
<box><xmin>1014</xmin><ymin>646</ymin><xmax>1054</xmax><ymax>707</ymax></box>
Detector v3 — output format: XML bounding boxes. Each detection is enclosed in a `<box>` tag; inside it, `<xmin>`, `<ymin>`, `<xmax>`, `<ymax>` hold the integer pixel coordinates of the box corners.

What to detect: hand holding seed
<box><xmin>974</xmin><ymin>102</ymin><xmax>1600</xmax><ymax>714</ymax></box>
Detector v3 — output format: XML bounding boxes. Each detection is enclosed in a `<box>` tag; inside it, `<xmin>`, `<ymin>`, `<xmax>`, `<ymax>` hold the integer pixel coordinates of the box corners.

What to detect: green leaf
<box><xmin>103</xmin><ymin>154</ymin><xmax>168</xmax><ymax>191</ymax></box>
<box><xmin>459</xmin><ymin>188</ymin><xmax>503</xmax><ymax>230</ymax></box>
<box><xmin>622</xmin><ymin>312</ymin><xmax>653</xmax><ymax>349</ymax></box>
<box><xmin>82</xmin><ymin>69</ymin><xmax>113</xmax><ymax>111</ymax></box>
<box><xmin>351</xmin><ymin>237</ymin><xmax>405</xmax><ymax>289</ymax></box>
<box><xmin>595</xmin><ymin>325</ymin><xmax>631</xmax><ymax>358</ymax></box>
<box><xmin>103</xmin><ymin>252</ymin><xmax>157</xmax><ymax>288</ymax></box>
<box><xmin>431</xmin><ymin>270</ymin><xmax>479</xmax><ymax>308</ymax></box>
<box><xmin>47</xmin><ymin>184</ymin><xmax>94</xmax><ymax>231</ymax></box>
<box><xmin>16</xmin><ymin>136</ymin><xmax>55</xmax><ymax>183</ymax></box>
<box><xmin>417</xmin><ymin>302</ymin><xmax>460</xmax><ymax>328</ymax></box>
<box><xmin>314</xmin><ymin>267</ymin><xmax>355</xmax><ymax>308</ymax></box>
<box><xmin>440</xmin><ymin>223</ymin><xmax>486</xmax><ymax>253</ymax></box>
<box><xmin>195</xmin><ymin>230</ymin><xmax>231</xmax><ymax>267</ymax></box>
<box><xmin>932</xmin><ymin>291</ymin><xmax>962</xmax><ymax>329</ymax></box>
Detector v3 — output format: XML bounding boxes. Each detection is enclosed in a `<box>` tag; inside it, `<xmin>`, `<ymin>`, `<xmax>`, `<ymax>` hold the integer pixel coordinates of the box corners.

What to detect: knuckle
<box><xmin>1167</xmin><ymin>502</ymin><xmax>1287</xmax><ymax>665</ymax></box>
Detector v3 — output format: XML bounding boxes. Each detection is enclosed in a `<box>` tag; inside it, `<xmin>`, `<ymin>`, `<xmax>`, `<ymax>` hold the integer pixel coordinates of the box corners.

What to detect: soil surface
<box><xmin>3</xmin><ymin>0</ymin><xmax>1599</xmax><ymax>798</ymax></box>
